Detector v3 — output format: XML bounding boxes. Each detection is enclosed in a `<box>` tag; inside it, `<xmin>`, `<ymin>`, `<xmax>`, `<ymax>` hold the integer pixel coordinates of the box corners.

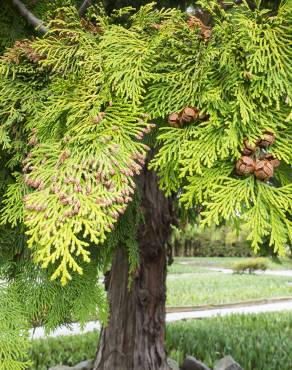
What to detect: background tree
<box><xmin>0</xmin><ymin>1</ymin><xmax>291</xmax><ymax>369</ymax></box>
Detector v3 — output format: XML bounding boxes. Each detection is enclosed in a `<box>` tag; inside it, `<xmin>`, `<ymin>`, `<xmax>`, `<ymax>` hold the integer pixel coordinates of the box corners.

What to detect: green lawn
<box><xmin>168</xmin><ymin>256</ymin><xmax>292</xmax><ymax>274</ymax></box>
<box><xmin>167</xmin><ymin>264</ymin><xmax>211</xmax><ymax>274</ymax></box>
<box><xmin>166</xmin><ymin>272</ymin><xmax>292</xmax><ymax>307</ymax></box>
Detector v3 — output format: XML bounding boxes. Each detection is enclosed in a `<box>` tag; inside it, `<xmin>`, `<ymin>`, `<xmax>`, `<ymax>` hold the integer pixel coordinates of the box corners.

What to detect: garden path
<box><xmin>30</xmin><ymin>299</ymin><xmax>292</xmax><ymax>340</ymax></box>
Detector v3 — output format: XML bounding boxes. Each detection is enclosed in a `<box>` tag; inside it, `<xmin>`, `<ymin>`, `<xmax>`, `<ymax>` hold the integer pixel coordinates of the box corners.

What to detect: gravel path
<box><xmin>30</xmin><ymin>299</ymin><xmax>292</xmax><ymax>340</ymax></box>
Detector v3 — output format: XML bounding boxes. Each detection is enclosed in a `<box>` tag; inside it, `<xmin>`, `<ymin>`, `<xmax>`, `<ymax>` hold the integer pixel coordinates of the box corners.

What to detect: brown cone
<box><xmin>180</xmin><ymin>107</ymin><xmax>199</xmax><ymax>123</ymax></box>
<box><xmin>93</xmin><ymin>112</ymin><xmax>105</xmax><ymax>123</ymax></box>
<box><xmin>243</xmin><ymin>138</ymin><xmax>257</xmax><ymax>155</ymax></box>
<box><xmin>263</xmin><ymin>153</ymin><xmax>281</xmax><ymax>168</ymax></box>
<box><xmin>151</xmin><ymin>23</ymin><xmax>162</xmax><ymax>30</ymax></box>
<box><xmin>254</xmin><ymin>160</ymin><xmax>274</xmax><ymax>181</ymax></box>
<box><xmin>235</xmin><ymin>156</ymin><xmax>255</xmax><ymax>176</ymax></box>
<box><xmin>168</xmin><ymin>112</ymin><xmax>181</xmax><ymax>128</ymax></box>
<box><xmin>271</xmin><ymin>158</ymin><xmax>281</xmax><ymax>168</ymax></box>
<box><xmin>187</xmin><ymin>16</ymin><xmax>211</xmax><ymax>41</ymax></box>
<box><xmin>259</xmin><ymin>131</ymin><xmax>275</xmax><ymax>148</ymax></box>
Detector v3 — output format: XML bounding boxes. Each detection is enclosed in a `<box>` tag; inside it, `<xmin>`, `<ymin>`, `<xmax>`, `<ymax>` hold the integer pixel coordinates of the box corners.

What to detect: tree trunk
<box><xmin>94</xmin><ymin>153</ymin><xmax>174</xmax><ymax>370</ymax></box>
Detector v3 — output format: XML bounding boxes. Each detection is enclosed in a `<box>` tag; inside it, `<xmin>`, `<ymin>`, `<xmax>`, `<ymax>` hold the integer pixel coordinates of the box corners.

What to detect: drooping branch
<box><xmin>10</xmin><ymin>0</ymin><xmax>49</xmax><ymax>34</ymax></box>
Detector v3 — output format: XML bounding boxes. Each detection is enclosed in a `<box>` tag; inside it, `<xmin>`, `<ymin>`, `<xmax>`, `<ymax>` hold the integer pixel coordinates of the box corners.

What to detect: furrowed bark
<box><xmin>94</xmin><ymin>152</ymin><xmax>174</xmax><ymax>370</ymax></box>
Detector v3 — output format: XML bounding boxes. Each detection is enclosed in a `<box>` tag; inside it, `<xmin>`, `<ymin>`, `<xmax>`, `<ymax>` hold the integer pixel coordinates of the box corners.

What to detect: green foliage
<box><xmin>0</xmin><ymin>257</ymin><xmax>107</xmax><ymax>369</ymax></box>
<box><xmin>0</xmin><ymin>286</ymin><xmax>32</xmax><ymax>370</ymax></box>
<box><xmin>9</xmin><ymin>261</ymin><xmax>108</xmax><ymax>330</ymax></box>
<box><xmin>0</xmin><ymin>173</ymin><xmax>25</xmax><ymax>226</ymax></box>
<box><xmin>198</xmin><ymin>178</ymin><xmax>292</xmax><ymax>255</ymax></box>
<box><xmin>99</xmin><ymin>4</ymin><xmax>181</xmax><ymax>105</ymax></box>
<box><xmin>232</xmin><ymin>257</ymin><xmax>268</xmax><ymax>273</ymax></box>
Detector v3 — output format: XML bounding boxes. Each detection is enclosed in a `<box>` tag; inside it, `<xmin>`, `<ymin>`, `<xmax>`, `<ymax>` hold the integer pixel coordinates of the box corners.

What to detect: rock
<box><xmin>72</xmin><ymin>360</ymin><xmax>94</xmax><ymax>370</ymax></box>
<box><xmin>167</xmin><ymin>358</ymin><xmax>180</xmax><ymax>370</ymax></box>
<box><xmin>181</xmin><ymin>356</ymin><xmax>211</xmax><ymax>370</ymax></box>
<box><xmin>49</xmin><ymin>360</ymin><xmax>94</xmax><ymax>370</ymax></box>
<box><xmin>214</xmin><ymin>356</ymin><xmax>243</xmax><ymax>370</ymax></box>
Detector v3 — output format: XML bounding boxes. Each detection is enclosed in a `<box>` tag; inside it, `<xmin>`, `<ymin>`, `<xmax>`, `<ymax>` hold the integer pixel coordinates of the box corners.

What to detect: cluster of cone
<box><xmin>236</xmin><ymin>132</ymin><xmax>280</xmax><ymax>181</ymax></box>
<box><xmin>187</xmin><ymin>16</ymin><xmax>211</xmax><ymax>41</ymax></box>
<box><xmin>168</xmin><ymin>107</ymin><xmax>208</xmax><ymax>128</ymax></box>
<box><xmin>152</xmin><ymin>16</ymin><xmax>211</xmax><ymax>42</ymax></box>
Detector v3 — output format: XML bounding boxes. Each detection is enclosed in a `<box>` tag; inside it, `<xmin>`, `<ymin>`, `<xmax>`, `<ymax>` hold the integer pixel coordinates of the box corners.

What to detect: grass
<box><xmin>167</xmin><ymin>264</ymin><xmax>211</xmax><ymax>274</ymax></box>
<box><xmin>166</xmin><ymin>311</ymin><xmax>292</xmax><ymax>370</ymax></box>
<box><xmin>166</xmin><ymin>272</ymin><xmax>292</xmax><ymax>307</ymax></box>
<box><xmin>168</xmin><ymin>256</ymin><xmax>292</xmax><ymax>274</ymax></box>
<box><xmin>29</xmin><ymin>312</ymin><xmax>292</xmax><ymax>370</ymax></box>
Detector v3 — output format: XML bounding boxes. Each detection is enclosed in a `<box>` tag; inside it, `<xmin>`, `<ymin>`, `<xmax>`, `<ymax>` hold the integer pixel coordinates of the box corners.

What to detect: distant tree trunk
<box><xmin>174</xmin><ymin>239</ymin><xmax>179</xmax><ymax>257</ymax></box>
<box><xmin>94</xmin><ymin>152</ymin><xmax>174</xmax><ymax>370</ymax></box>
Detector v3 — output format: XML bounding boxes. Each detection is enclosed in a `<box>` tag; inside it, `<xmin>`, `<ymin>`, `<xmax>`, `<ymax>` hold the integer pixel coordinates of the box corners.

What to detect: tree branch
<box><xmin>10</xmin><ymin>0</ymin><xmax>49</xmax><ymax>34</ymax></box>
<box><xmin>79</xmin><ymin>0</ymin><xmax>97</xmax><ymax>16</ymax></box>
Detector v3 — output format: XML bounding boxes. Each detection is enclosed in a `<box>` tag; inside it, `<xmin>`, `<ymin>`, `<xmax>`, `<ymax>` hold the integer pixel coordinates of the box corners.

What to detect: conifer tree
<box><xmin>0</xmin><ymin>1</ymin><xmax>291</xmax><ymax>369</ymax></box>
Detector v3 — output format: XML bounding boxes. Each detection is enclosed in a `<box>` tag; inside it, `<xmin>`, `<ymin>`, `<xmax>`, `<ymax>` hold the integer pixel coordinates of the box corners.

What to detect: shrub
<box><xmin>232</xmin><ymin>258</ymin><xmax>268</xmax><ymax>274</ymax></box>
<box><xmin>28</xmin><ymin>331</ymin><xmax>99</xmax><ymax>370</ymax></box>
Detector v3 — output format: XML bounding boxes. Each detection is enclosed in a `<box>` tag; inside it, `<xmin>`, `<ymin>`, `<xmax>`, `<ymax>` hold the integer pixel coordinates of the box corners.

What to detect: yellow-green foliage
<box><xmin>0</xmin><ymin>287</ymin><xmax>32</xmax><ymax>370</ymax></box>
